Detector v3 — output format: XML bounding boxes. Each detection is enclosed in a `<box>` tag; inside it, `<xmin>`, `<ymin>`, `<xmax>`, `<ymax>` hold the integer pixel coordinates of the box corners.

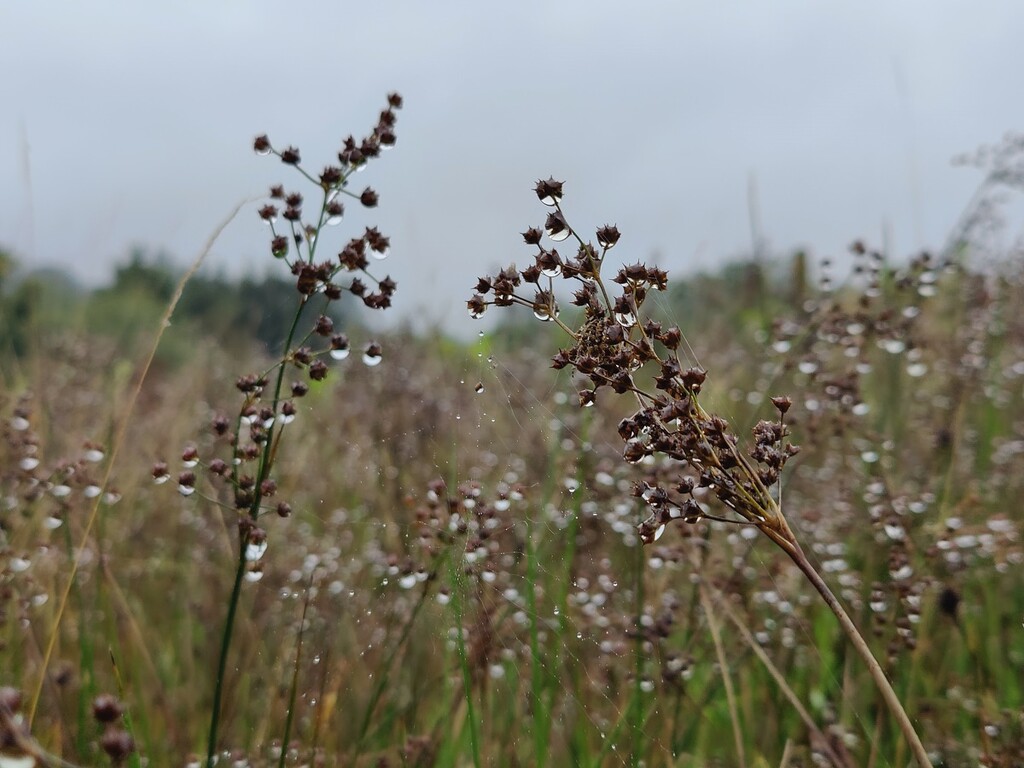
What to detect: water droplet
<box><xmin>183</xmin><ymin>457</ymin><xmax>198</xmax><ymax>469</ymax></box>
<box><xmin>860</xmin><ymin>451</ymin><xmax>879</xmax><ymax>464</ymax></box>
<box><xmin>326</xmin><ymin>212</ymin><xmax>343</xmax><ymax>226</ymax></box>
<box><xmin>330</xmin><ymin>348</ymin><xmax>351</xmax><ymax>361</ymax></box>
<box><xmin>51</xmin><ymin>485</ymin><xmax>71</xmax><ymax>498</ymax></box>
<box><xmin>869</xmin><ymin>599</ymin><xmax>888</xmax><ymax>613</ymax></box>
<box><xmin>245</xmin><ymin>568</ymin><xmax>264</xmax><ymax>583</ymax></box>
<box><xmin>879</xmin><ymin>339</ymin><xmax>906</xmax><ymax>354</ymax></box>
<box><xmin>474</xmin><ymin>383</ymin><xmax>484</xmax><ymax>394</ymax></box>
<box><xmin>44</xmin><ymin>516</ymin><xmax>63</xmax><ymax>530</ymax></box>
<box><xmin>399</xmin><ymin>574</ymin><xmax>417</xmax><ymax>589</ymax></box>
<box><xmin>10</xmin><ymin>416</ymin><xmax>30</xmax><ymax>431</ymax></box>
<box><xmin>889</xmin><ymin>564</ymin><xmax>913</xmax><ymax>580</ymax></box>
<box><xmin>246</xmin><ymin>540</ymin><xmax>268</xmax><ymax>562</ymax></box>
<box><xmin>541</xmin><ymin>264</ymin><xmax>562</xmax><ymax>278</ymax></box>
<box><xmin>370</xmin><ymin>245</ymin><xmax>389</xmax><ymax>261</ymax></box>
<box><xmin>640</xmin><ymin>679</ymin><xmax>655</xmax><ymax>693</ymax></box>
<box><xmin>852</xmin><ymin>402</ymin><xmax>870</xmax><ymax>416</ymax></box>
<box><xmin>436</xmin><ymin>591</ymin><xmax>451</xmax><ymax>605</ymax></box>
<box><xmin>547</xmin><ymin>228</ymin><xmax>570</xmax><ymax>243</ymax></box>
<box><xmin>614</xmin><ymin>311</ymin><xmax>636</xmax><ymax>328</ymax></box>
<box><xmin>84</xmin><ymin>485</ymin><xmax>101</xmax><ymax>499</ymax></box>
<box><xmin>19</xmin><ymin>457</ymin><xmax>39</xmax><ymax>471</ymax></box>
<box><xmin>798</xmin><ymin>360</ymin><xmax>818</xmax><ymax>375</ymax></box>
<box><xmin>178</xmin><ymin>484</ymin><xmax>195</xmax><ymax>496</ymax></box>
<box><xmin>906</xmin><ymin>362</ymin><xmax>928</xmax><ymax>377</ymax></box>
<box><xmin>84</xmin><ymin>449</ymin><xmax>105</xmax><ymax>463</ymax></box>
<box><xmin>652</xmin><ymin>524</ymin><xmax>666</xmax><ymax>542</ymax></box>
<box><xmin>10</xmin><ymin>557</ymin><xmax>31</xmax><ymax>572</ymax></box>
<box><xmin>363</xmin><ymin>351</ymin><xmax>383</xmax><ymax>366</ymax></box>
<box><xmin>884</xmin><ymin>523</ymin><xmax>906</xmax><ymax>541</ymax></box>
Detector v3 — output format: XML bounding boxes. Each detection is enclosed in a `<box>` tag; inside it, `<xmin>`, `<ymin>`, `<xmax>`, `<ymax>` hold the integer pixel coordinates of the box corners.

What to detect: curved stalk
<box><xmin>761</xmin><ymin>525</ymin><xmax>933</xmax><ymax>768</ymax></box>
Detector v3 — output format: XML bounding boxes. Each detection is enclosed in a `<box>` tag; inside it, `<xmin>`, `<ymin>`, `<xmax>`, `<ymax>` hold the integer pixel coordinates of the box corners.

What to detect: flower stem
<box><xmin>774</xmin><ymin>530</ymin><xmax>933</xmax><ymax>767</ymax></box>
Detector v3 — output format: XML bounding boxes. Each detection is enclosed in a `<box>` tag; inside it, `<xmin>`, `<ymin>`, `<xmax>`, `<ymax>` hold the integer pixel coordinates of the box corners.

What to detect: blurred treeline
<box><xmin>0</xmin><ymin>245</ymin><xmax>813</xmax><ymax>369</ymax></box>
<box><xmin>0</xmin><ymin>248</ymin><xmax>356</xmax><ymax>369</ymax></box>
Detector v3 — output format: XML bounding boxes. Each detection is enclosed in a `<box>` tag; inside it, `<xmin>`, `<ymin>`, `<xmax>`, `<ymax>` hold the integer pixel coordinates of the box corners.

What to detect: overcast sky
<box><xmin>2</xmin><ymin>2</ymin><xmax>1022</xmax><ymax>331</ymax></box>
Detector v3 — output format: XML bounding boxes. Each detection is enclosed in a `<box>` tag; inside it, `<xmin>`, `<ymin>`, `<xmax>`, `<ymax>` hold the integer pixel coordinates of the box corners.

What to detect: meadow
<box><xmin>1</xmin><ymin>97</ymin><xmax>1023</xmax><ymax>767</ymax></box>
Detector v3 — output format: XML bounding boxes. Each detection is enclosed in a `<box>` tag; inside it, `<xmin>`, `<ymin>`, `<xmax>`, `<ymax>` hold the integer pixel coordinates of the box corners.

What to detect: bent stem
<box><xmin>761</xmin><ymin>522</ymin><xmax>933</xmax><ymax>768</ymax></box>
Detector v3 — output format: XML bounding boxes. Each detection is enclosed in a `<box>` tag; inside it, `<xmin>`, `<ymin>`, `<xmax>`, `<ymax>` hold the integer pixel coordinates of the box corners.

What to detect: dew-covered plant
<box><xmin>150</xmin><ymin>93</ymin><xmax>402</xmax><ymax>767</ymax></box>
<box><xmin>467</xmin><ymin>178</ymin><xmax>934</xmax><ymax>767</ymax></box>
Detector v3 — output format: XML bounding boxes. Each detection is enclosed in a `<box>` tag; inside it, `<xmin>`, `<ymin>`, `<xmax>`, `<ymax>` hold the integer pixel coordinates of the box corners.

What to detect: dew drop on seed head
<box><xmin>326</xmin><ymin>212</ymin><xmax>343</xmax><ymax>226</ymax></box>
<box><xmin>245</xmin><ymin>540</ymin><xmax>268</xmax><ymax>562</ymax></box>
<box><xmin>653</xmin><ymin>524</ymin><xmax>666</xmax><ymax>542</ymax></box>
<box><xmin>44</xmin><ymin>516</ymin><xmax>63</xmax><ymax>530</ymax></box>
<box><xmin>534</xmin><ymin>308</ymin><xmax>554</xmax><ymax>322</ymax></box>
<box><xmin>19</xmin><ymin>457</ymin><xmax>39</xmax><ymax>471</ymax></box>
<box><xmin>363</xmin><ymin>352</ymin><xmax>383</xmax><ymax>366</ymax></box>
<box><xmin>399</xmin><ymin>574</ymin><xmax>417</xmax><ymax>589</ymax></box>
<box><xmin>906</xmin><ymin>362</ymin><xmax>928</xmax><ymax>377</ymax></box>
<box><xmin>547</xmin><ymin>228</ymin><xmax>570</xmax><ymax>243</ymax></box>
<box><xmin>245</xmin><ymin>567</ymin><xmax>264</xmax><ymax>583</ymax></box>
<box><xmin>370</xmin><ymin>246</ymin><xmax>390</xmax><ymax>261</ymax></box>
<box><xmin>330</xmin><ymin>348</ymin><xmax>351</xmax><ymax>361</ymax></box>
<box><xmin>178</xmin><ymin>484</ymin><xmax>195</xmax><ymax>497</ymax></box>
<box><xmin>614</xmin><ymin>311</ymin><xmax>636</xmax><ymax>328</ymax></box>
<box><xmin>475</xmin><ymin>383</ymin><xmax>484</xmax><ymax>394</ymax></box>
<box><xmin>469</xmin><ymin>306</ymin><xmax>486</xmax><ymax>319</ymax></box>
<box><xmin>541</xmin><ymin>264</ymin><xmax>562</xmax><ymax>278</ymax></box>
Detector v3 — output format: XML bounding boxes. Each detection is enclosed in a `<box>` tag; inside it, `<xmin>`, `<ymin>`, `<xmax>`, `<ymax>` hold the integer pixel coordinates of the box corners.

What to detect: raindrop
<box><xmin>10</xmin><ymin>416</ymin><xmax>30</xmax><ymax>431</ymax></box>
<box><xmin>10</xmin><ymin>557</ymin><xmax>31</xmax><ymax>572</ymax></box>
<box><xmin>19</xmin><ymin>457</ymin><xmax>39</xmax><ymax>471</ymax></box>
<box><xmin>639</xmin><ymin>679</ymin><xmax>655</xmax><ymax>693</ymax></box>
<box><xmin>653</xmin><ymin>524</ymin><xmax>666</xmax><ymax>542</ymax></box>
<box><xmin>798</xmin><ymin>360</ymin><xmax>818</xmax><ymax>375</ymax></box>
<box><xmin>178</xmin><ymin>484</ymin><xmax>195</xmax><ymax>497</ymax></box>
<box><xmin>494</xmin><ymin>498</ymin><xmax>510</xmax><ymax>511</ymax></box>
<box><xmin>852</xmin><ymin>402</ymin><xmax>870</xmax><ymax>416</ymax></box>
<box><xmin>51</xmin><ymin>485</ymin><xmax>71</xmax><ymax>498</ymax></box>
<box><xmin>906</xmin><ymin>362</ymin><xmax>928</xmax><ymax>377</ymax></box>
<box><xmin>245</xmin><ymin>568</ymin><xmax>264</xmax><ymax>583</ymax></box>
<box><xmin>363</xmin><ymin>351</ymin><xmax>383</xmax><ymax>366</ymax></box>
<box><xmin>889</xmin><ymin>564</ymin><xmax>913</xmax><ymax>580</ymax></box>
<box><xmin>44</xmin><ymin>516</ymin><xmax>63</xmax><ymax>530</ymax></box>
<box><xmin>436</xmin><ymin>591</ymin><xmax>451</xmax><ymax>605</ymax></box>
<box><xmin>84</xmin><ymin>448</ymin><xmax>105</xmax><ymax>463</ymax></box>
<box><xmin>330</xmin><ymin>348</ymin><xmax>351</xmax><ymax>361</ymax></box>
<box><xmin>541</xmin><ymin>264</ymin><xmax>562</xmax><ymax>278</ymax></box>
<box><xmin>255</xmin><ymin>144</ymin><xmax>271</xmax><ymax>156</ymax></box>
<box><xmin>860</xmin><ymin>451</ymin><xmax>879</xmax><ymax>464</ymax></box>
<box><xmin>399</xmin><ymin>574</ymin><xmax>417</xmax><ymax>589</ymax></box>
<box><xmin>869</xmin><ymin>599</ymin><xmax>888</xmax><ymax>613</ymax></box>
<box><xmin>474</xmin><ymin>383</ymin><xmax>484</xmax><ymax>394</ymax></box>
<box><xmin>370</xmin><ymin>245</ymin><xmax>389</xmax><ymax>261</ymax></box>
<box><xmin>884</xmin><ymin>523</ymin><xmax>906</xmax><ymax>541</ymax></box>
<box><xmin>879</xmin><ymin>339</ymin><xmax>906</xmax><ymax>354</ymax></box>
<box><xmin>614</xmin><ymin>311</ymin><xmax>636</xmax><ymax>328</ymax></box>
<box><xmin>245</xmin><ymin>540</ymin><xmax>268</xmax><ymax>562</ymax></box>
<box><xmin>326</xmin><ymin>211</ymin><xmax>343</xmax><ymax>226</ymax></box>
<box><xmin>771</xmin><ymin>340</ymin><xmax>791</xmax><ymax>353</ymax></box>
<box><xmin>84</xmin><ymin>485</ymin><xmax>101</xmax><ymax>498</ymax></box>
<box><xmin>533</xmin><ymin>306</ymin><xmax>555</xmax><ymax>322</ymax></box>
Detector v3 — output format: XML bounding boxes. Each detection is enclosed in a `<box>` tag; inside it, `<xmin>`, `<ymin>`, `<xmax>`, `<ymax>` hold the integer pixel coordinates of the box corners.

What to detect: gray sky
<box><xmin>2</xmin><ymin>2</ymin><xmax>1023</xmax><ymax>331</ymax></box>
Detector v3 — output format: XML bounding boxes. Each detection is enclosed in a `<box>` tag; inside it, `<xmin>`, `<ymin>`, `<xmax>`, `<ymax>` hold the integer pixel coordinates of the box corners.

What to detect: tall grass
<box><xmin>2</xmin><ymin>112</ymin><xmax>1023</xmax><ymax>767</ymax></box>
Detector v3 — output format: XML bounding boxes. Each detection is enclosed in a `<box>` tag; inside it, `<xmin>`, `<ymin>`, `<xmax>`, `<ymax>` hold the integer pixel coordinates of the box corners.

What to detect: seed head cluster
<box><xmin>469</xmin><ymin>180</ymin><xmax>801</xmax><ymax>545</ymax></box>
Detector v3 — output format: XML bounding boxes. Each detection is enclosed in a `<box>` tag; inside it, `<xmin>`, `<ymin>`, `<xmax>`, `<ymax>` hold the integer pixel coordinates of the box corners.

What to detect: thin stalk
<box><xmin>205</xmin><ymin>534</ymin><xmax>248</xmax><ymax>767</ymax></box>
<box><xmin>207</xmin><ymin>290</ymin><xmax>309</xmax><ymax>768</ymax></box>
<box><xmin>450</xmin><ymin>557</ymin><xmax>482</xmax><ymax>768</ymax></box>
<box><xmin>698</xmin><ymin>585</ymin><xmax>746</xmax><ymax>768</ymax></box>
<box><xmin>278</xmin><ymin>577</ymin><xmax>314</xmax><ymax>768</ymax></box>
<box><xmin>524</xmin><ymin>511</ymin><xmax>549</xmax><ymax>767</ymax></box>
<box><xmin>765</xmin><ymin>528</ymin><xmax>933</xmax><ymax>768</ymax></box>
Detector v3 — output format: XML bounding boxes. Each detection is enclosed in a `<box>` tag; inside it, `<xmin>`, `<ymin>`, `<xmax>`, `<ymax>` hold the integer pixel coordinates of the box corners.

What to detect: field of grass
<box><xmin>1</xmin><ymin>99</ymin><xmax>1023</xmax><ymax>767</ymax></box>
